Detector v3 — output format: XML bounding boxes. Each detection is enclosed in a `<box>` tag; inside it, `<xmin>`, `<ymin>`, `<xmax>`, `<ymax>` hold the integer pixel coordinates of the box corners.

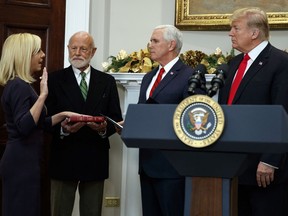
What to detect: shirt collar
<box><xmin>247</xmin><ymin>41</ymin><xmax>268</xmax><ymax>61</ymax></box>
<box><xmin>162</xmin><ymin>57</ymin><xmax>179</xmax><ymax>73</ymax></box>
<box><xmin>72</xmin><ymin>65</ymin><xmax>91</xmax><ymax>77</ymax></box>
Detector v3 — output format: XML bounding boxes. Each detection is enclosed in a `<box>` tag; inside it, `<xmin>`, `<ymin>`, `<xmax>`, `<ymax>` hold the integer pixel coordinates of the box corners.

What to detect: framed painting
<box><xmin>175</xmin><ymin>0</ymin><xmax>288</xmax><ymax>30</ymax></box>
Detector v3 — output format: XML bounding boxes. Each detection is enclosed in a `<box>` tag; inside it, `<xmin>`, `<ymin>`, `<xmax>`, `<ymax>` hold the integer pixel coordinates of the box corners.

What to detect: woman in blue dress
<box><xmin>0</xmin><ymin>33</ymin><xmax>78</xmax><ymax>216</ymax></box>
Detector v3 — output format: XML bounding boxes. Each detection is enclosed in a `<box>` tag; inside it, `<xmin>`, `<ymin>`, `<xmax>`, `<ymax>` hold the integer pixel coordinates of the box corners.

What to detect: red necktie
<box><xmin>227</xmin><ymin>54</ymin><xmax>250</xmax><ymax>105</ymax></box>
<box><xmin>149</xmin><ymin>68</ymin><xmax>165</xmax><ymax>97</ymax></box>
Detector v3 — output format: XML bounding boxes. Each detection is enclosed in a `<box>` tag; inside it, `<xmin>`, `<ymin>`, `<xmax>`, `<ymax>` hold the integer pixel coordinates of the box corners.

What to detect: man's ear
<box><xmin>91</xmin><ymin>47</ymin><xmax>97</xmax><ymax>57</ymax></box>
<box><xmin>169</xmin><ymin>40</ymin><xmax>176</xmax><ymax>51</ymax></box>
<box><xmin>251</xmin><ymin>28</ymin><xmax>260</xmax><ymax>39</ymax></box>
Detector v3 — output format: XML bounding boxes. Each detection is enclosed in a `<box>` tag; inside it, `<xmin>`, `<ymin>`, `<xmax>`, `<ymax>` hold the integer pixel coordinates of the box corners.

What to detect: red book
<box><xmin>68</xmin><ymin>115</ymin><xmax>105</xmax><ymax>123</ymax></box>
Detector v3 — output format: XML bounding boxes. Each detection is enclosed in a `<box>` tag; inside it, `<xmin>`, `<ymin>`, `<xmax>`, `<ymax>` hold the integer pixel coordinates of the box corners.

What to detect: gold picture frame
<box><xmin>175</xmin><ymin>0</ymin><xmax>288</xmax><ymax>30</ymax></box>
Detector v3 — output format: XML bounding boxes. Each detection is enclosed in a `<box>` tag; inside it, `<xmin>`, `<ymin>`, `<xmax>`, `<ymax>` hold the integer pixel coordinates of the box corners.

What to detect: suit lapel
<box><xmin>232</xmin><ymin>44</ymin><xmax>271</xmax><ymax>103</ymax></box>
<box><xmin>143</xmin><ymin>68</ymin><xmax>157</xmax><ymax>91</ymax></box>
<box><xmin>84</xmin><ymin>68</ymin><xmax>105</xmax><ymax>113</ymax></box>
<box><xmin>60</xmin><ymin>66</ymin><xmax>105</xmax><ymax>114</ymax></box>
<box><xmin>61</xmin><ymin>67</ymin><xmax>86</xmax><ymax>111</ymax></box>
<box><xmin>152</xmin><ymin>60</ymin><xmax>182</xmax><ymax>97</ymax></box>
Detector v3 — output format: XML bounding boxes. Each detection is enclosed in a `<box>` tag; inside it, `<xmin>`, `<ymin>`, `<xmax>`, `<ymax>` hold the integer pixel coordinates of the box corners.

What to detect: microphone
<box><xmin>207</xmin><ymin>64</ymin><xmax>229</xmax><ymax>97</ymax></box>
<box><xmin>188</xmin><ymin>64</ymin><xmax>207</xmax><ymax>95</ymax></box>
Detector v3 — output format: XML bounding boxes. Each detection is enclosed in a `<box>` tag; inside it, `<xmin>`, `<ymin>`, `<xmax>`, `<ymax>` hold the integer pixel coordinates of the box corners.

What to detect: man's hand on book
<box><xmin>86</xmin><ymin>120</ymin><xmax>107</xmax><ymax>133</ymax></box>
<box><xmin>61</xmin><ymin>118</ymin><xmax>86</xmax><ymax>133</ymax></box>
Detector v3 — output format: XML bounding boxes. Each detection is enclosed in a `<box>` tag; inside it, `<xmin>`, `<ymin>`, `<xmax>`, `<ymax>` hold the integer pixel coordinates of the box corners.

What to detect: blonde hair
<box><xmin>230</xmin><ymin>7</ymin><xmax>270</xmax><ymax>41</ymax></box>
<box><xmin>0</xmin><ymin>33</ymin><xmax>42</xmax><ymax>86</ymax></box>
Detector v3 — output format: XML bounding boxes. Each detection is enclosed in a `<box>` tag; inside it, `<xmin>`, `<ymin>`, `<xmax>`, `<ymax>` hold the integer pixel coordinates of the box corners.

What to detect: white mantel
<box><xmin>111</xmin><ymin>73</ymin><xmax>145</xmax><ymax>216</ymax></box>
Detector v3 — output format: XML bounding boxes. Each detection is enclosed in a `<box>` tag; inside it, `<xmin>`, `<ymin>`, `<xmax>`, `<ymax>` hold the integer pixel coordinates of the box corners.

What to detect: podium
<box><xmin>121</xmin><ymin>104</ymin><xmax>288</xmax><ymax>216</ymax></box>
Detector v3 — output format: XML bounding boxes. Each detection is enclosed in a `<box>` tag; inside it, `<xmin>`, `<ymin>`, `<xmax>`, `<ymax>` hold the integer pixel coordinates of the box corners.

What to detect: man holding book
<box><xmin>46</xmin><ymin>31</ymin><xmax>123</xmax><ymax>216</ymax></box>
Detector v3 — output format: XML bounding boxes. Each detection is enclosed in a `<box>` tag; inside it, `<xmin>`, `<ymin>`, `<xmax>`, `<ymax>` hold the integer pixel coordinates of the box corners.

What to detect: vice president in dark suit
<box><xmin>218</xmin><ymin>7</ymin><xmax>288</xmax><ymax>216</ymax></box>
<box><xmin>46</xmin><ymin>31</ymin><xmax>122</xmax><ymax>216</ymax></box>
<box><xmin>138</xmin><ymin>25</ymin><xmax>195</xmax><ymax>216</ymax></box>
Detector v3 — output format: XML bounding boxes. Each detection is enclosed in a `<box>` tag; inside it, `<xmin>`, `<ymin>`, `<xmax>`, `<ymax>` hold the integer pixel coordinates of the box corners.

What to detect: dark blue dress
<box><xmin>0</xmin><ymin>78</ymin><xmax>51</xmax><ymax>216</ymax></box>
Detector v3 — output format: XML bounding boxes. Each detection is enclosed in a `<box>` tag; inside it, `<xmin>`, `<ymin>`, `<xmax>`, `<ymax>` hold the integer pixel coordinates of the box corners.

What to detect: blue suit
<box><xmin>0</xmin><ymin>78</ymin><xmax>52</xmax><ymax>216</ymax></box>
<box><xmin>138</xmin><ymin>59</ymin><xmax>194</xmax><ymax>216</ymax></box>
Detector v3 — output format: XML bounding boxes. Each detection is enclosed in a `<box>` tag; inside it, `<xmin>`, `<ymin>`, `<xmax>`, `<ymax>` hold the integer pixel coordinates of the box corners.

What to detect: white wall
<box><xmin>89</xmin><ymin>0</ymin><xmax>288</xmax><ymax>69</ymax></box>
<box><xmin>66</xmin><ymin>1</ymin><xmax>288</xmax><ymax>216</ymax></box>
<box><xmin>66</xmin><ymin>0</ymin><xmax>288</xmax><ymax>70</ymax></box>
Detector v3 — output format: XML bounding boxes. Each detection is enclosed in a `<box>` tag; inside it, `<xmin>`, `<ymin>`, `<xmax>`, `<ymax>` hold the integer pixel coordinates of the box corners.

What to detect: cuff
<box><xmin>98</xmin><ymin>129</ymin><xmax>107</xmax><ymax>138</ymax></box>
<box><xmin>60</xmin><ymin>127</ymin><xmax>70</xmax><ymax>139</ymax></box>
<box><xmin>260</xmin><ymin>161</ymin><xmax>279</xmax><ymax>169</ymax></box>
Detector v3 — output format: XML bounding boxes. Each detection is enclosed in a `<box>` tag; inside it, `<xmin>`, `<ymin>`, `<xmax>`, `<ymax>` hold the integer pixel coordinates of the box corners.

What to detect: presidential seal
<box><xmin>173</xmin><ymin>95</ymin><xmax>225</xmax><ymax>148</ymax></box>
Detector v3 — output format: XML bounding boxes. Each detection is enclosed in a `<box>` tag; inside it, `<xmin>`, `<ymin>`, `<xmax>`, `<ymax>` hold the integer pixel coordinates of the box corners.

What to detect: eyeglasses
<box><xmin>68</xmin><ymin>46</ymin><xmax>91</xmax><ymax>54</ymax></box>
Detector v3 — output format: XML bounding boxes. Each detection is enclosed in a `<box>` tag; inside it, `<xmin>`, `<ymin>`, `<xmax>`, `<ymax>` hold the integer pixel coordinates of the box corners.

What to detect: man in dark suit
<box><xmin>46</xmin><ymin>31</ymin><xmax>122</xmax><ymax>216</ymax></box>
<box><xmin>218</xmin><ymin>7</ymin><xmax>288</xmax><ymax>216</ymax></box>
<box><xmin>138</xmin><ymin>25</ymin><xmax>196</xmax><ymax>216</ymax></box>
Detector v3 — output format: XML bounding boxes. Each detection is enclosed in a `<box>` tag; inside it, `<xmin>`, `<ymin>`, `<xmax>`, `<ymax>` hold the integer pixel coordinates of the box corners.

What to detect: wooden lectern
<box><xmin>121</xmin><ymin>104</ymin><xmax>288</xmax><ymax>216</ymax></box>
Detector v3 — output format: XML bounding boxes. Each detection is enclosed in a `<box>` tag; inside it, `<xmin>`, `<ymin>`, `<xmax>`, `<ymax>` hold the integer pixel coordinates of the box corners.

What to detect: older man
<box><xmin>46</xmin><ymin>31</ymin><xmax>122</xmax><ymax>216</ymax></box>
<box><xmin>218</xmin><ymin>7</ymin><xmax>288</xmax><ymax>216</ymax></box>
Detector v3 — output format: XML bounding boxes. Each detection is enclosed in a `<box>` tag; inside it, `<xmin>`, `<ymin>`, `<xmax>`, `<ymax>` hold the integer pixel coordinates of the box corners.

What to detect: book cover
<box><xmin>68</xmin><ymin>115</ymin><xmax>105</xmax><ymax>123</ymax></box>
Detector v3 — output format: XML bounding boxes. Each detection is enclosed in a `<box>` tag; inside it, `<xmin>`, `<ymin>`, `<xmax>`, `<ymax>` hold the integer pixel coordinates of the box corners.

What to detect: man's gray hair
<box><xmin>154</xmin><ymin>25</ymin><xmax>183</xmax><ymax>54</ymax></box>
